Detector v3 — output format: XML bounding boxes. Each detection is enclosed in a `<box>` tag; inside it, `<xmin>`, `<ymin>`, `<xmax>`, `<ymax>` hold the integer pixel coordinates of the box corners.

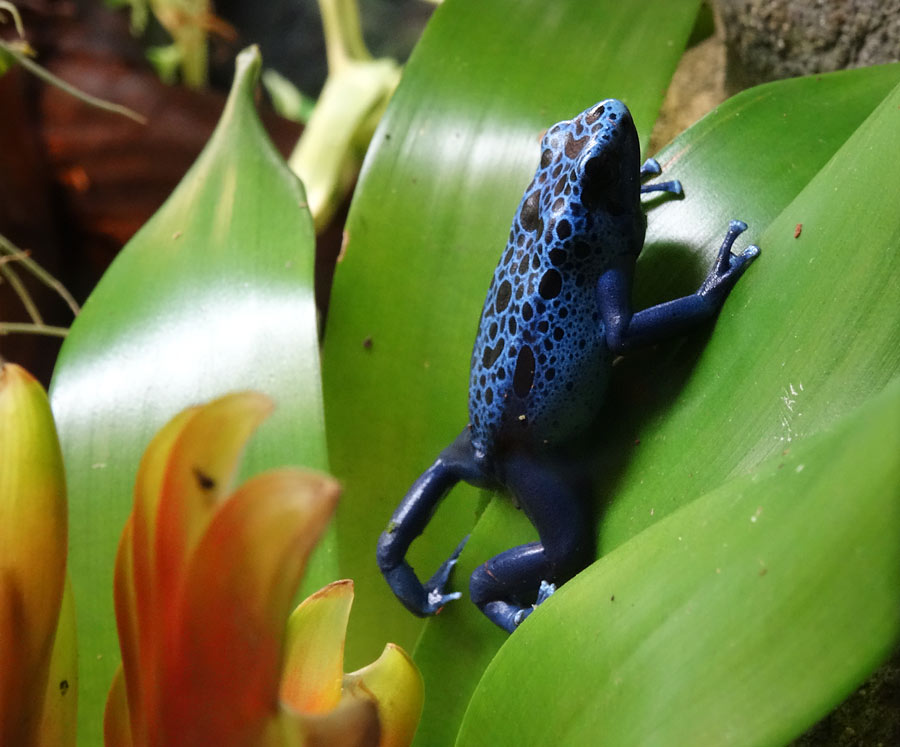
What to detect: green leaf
<box><xmin>455</xmin><ymin>71</ymin><xmax>900</xmax><ymax>743</ymax></box>
<box><xmin>600</xmin><ymin>65</ymin><xmax>900</xmax><ymax>551</ymax></box>
<box><xmin>322</xmin><ymin>0</ymin><xmax>703</xmax><ymax>676</ymax></box>
<box><xmin>413</xmin><ymin>62</ymin><xmax>900</xmax><ymax>744</ymax></box>
<box><xmin>49</xmin><ymin>47</ymin><xmax>330</xmax><ymax>744</ymax></box>
<box><xmin>457</xmin><ymin>375</ymin><xmax>900</xmax><ymax>745</ymax></box>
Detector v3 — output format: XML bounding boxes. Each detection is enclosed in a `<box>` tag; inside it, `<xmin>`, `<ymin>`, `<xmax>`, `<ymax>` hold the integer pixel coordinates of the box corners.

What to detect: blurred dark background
<box><xmin>0</xmin><ymin>0</ymin><xmax>432</xmax><ymax>383</ymax></box>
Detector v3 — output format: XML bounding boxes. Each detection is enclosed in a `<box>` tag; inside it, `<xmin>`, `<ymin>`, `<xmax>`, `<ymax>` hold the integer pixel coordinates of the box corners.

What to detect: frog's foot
<box><xmin>422</xmin><ymin>535</ymin><xmax>469</xmax><ymax>614</ymax></box>
<box><xmin>511</xmin><ymin>580</ymin><xmax>557</xmax><ymax>627</ymax></box>
<box><xmin>639</xmin><ymin>157</ymin><xmax>683</xmax><ymax>196</ymax></box>
<box><xmin>699</xmin><ymin>220</ymin><xmax>760</xmax><ymax>301</ymax></box>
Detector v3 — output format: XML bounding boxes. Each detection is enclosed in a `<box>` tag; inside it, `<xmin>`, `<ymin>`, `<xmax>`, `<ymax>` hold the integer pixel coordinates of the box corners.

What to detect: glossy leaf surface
<box><xmin>457</xmin><ymin>375</ymin><xmax>900</xmax><ymax>744</ymax></box>
<box><xmin>454</xmin><ymin>70</ymin><xmax>900</xmax><ymax>742</ymax></box>
<box><xmin>322</xmin><ymin>0</ymin><xmax>703</xmax><ymax>672</ymax></box>
<box><xmin>49</xmin><ymin>47</ymin><xmax>331</xmax><ymax>743</ymax></box>
<box><xmin>412</xmin><ymin>64</ymin><xmax>900</xmax><ymax>745</ymax></box>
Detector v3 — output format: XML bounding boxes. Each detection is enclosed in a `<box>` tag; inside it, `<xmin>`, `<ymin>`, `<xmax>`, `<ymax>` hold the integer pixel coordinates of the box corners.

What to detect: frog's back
<box><xmin>467</xmin><ymin>100</ymin><xmax>645</xmax><ymax>455</ymax></box>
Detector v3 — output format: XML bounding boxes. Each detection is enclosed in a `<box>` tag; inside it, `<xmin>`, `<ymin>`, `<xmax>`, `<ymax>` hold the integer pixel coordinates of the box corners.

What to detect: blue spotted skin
<box><xmin>469</xmin><ymin>99</ymin><xmax>643</xmax><ymax>453</ymax></box>
<box><xmin>377</xmin><ymin>99</ymin><xmax>759</xmax><ymax>633</ymax></box>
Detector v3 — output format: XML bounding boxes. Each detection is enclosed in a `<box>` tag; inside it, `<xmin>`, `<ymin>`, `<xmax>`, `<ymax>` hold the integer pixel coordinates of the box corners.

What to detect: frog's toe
<box><xmin>425</xmin><ymin>588</ymin><xmax>461</xmax><ymax>614</ymax></box>
<box><xmin>421</xmin><ymin>535</ymin><xmax>469</xmax><ymax>614</ymax></box>
<box><xmin>741</xmin><ymin>244</ymin><xmax>761</xmax><ymax>262</ymax></box>
<box><xmin>639</xmin><ymin>157</ymin><xmax>662</xmax><ymax>178</ymax></box>
<box><xmin>714</xmin><ymin>220</ymin><xmax>752</xmax><ymax>273</ymax></box>
<box><xmin>509</xmin><ymin>581</ymin><xmax>558</xmax><ymax>628</ymax></box>
<box><xmin>535</xmin><ymin>579</ymin><xmax>556</xmax><ymax>605</ymax></box>
<box><xmin>640</xmin><ymin>179</ymin><xmax>683</xmax><ymax>196</ymax></box>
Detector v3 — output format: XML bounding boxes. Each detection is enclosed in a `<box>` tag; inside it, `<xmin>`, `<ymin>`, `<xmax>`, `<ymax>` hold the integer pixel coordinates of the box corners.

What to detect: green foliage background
<box><xmin>45</xmin><ymin>0</ymin><xmax>898</xmax><ymax>743</ymax></box>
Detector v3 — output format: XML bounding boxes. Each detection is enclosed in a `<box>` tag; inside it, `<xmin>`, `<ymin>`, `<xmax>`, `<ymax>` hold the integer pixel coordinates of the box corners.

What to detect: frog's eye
<box><xmin>581</xmin><ymin>152</ymin><xmax>626</xmax><ymax>215</ymax></box>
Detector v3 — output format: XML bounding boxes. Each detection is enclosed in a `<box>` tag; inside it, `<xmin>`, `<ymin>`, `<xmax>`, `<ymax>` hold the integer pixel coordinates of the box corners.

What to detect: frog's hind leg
<box><xmin>377</xmin><ymin>429</ymin><xmax>488</xmax><ymax>618</ymax></box>
<box><xmin>469</xmin><ymin>450</ymin><xmax>591</xmax><ymax>632</ymax></box>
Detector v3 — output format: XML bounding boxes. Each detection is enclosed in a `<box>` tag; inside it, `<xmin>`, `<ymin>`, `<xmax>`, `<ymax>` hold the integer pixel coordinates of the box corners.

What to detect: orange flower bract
<box><xmin>105</xmin><ymin>392</ymin><xmax>423</xmax><ymax>746</ymax></box>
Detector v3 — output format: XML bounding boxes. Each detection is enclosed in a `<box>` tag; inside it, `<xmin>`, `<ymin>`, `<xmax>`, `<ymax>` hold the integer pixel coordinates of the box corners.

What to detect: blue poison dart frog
<box><xmin>377</xmin><ymin>99</ymin><xmax>759</xmax><ymax>632</ymax></box>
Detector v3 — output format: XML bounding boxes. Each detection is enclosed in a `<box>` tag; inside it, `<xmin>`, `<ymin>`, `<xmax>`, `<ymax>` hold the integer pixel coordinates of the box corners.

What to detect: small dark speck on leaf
<box><xmin>794</xmin><ymin>223</ymin><xmax>802</xmax><ymax>238</ymax></box>
<box><xmin>363</xmin><ymin>336</ymin><xmax>373</xmax><ymax>350</ymax></box>
<box><xmin>60</xmin><ymin>680</ymin><xmax>69</xmax><ymax>695</ymax></box>
<box><xmin>610</xmin><ymin>595</ymin><xmax>615</xmax><ymax>602</ymax></box>
<box><xmin>759</xmin><ymin>567</ymin><xmax>768</xmax><ymax>577</ymax></box>
<box><xmin>193</xmin><ymin>467</ymin><xmax>216</xmax><ymax>491</ymax></box>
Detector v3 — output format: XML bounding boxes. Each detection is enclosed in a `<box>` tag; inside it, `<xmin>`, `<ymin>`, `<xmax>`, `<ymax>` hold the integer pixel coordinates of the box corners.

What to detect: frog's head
<box><xmin>539</xmin><ymin>99</ymin><xmax>642</xmax><ymax>220</ymax></box>
<box><xmin>575</xmin><ymin>100</ymin><xmax>642</xmax><ymax>217</ymax></box>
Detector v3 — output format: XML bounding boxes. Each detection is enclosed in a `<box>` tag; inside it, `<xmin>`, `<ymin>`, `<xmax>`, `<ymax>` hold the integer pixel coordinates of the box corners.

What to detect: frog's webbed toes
<box><xmin>511</xmin><ymin>580</ymin><xmax>557</xmax><ymax>627</ymax></box>
<box><xmin>535</xmin><ymin>579</ymin><xmax>557</xmax><ymax>605</ymax></box>
<box><xmin>422</xmin><ymin>535</ymin><xmax>469</xmax><ymax>614</ymax></box>
<box><xmin>703</xmin><ymin>219</ymin><xmax>760</xmax><ymax>297</ymax></box>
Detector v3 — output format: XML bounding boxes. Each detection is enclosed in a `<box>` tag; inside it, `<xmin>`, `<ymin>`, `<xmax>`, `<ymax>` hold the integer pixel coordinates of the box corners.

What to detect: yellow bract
<box><xmin>0</xmin><ymin>363</ymin><xmax>76</xmax><ymax>745</ymax></box>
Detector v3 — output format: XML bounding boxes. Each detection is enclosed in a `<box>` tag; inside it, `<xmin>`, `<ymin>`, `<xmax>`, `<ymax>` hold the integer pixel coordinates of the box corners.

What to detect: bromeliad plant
<box><xmin>105</xmin><ymin>391</ymin><xmax>423</xmax><ymax>746</ymax></box>
<box><xmin>32</xmin><ymin>0</ymin><xmax>900</xmax><ymax>744</ymax></box>
<box><xmin>0</xmin><ymin>363</ymin><xmax>422</xmax><ymax>745</ymax></box>
<box><xmin>0</xmin><ymin>366</ymin><xmax>422</xmax><ymax>744</ymax></box>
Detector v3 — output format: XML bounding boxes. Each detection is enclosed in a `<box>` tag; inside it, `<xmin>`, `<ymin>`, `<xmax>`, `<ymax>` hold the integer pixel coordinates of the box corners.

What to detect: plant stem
<box><xmin>0</xmin><ymin>236</ymin><xmax>81</xmax><ymax>316</ymax></box>
<box><xmin>0</xmin><ymin>322</ymin><xmax>69</xmax><ymax>338</ymax></box>
<box><xmin>318</xmin><ymin>0</ymin><xmax>371</xmax><ymax>73</ymax></box>
<box><xmin>0</xmin><ymin>40</ymin><xmax>146</xmax><ymax>124</ymax></box>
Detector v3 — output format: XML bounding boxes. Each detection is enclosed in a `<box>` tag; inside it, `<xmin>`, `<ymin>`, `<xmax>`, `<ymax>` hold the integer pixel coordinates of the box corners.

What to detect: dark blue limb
<box><xmin>640</xmin><ymin>158</ymin><xmax>683</xmax><ymax>196</ymax></box>
<box><xmin>598</xmin><ymin>219</ymin><xmax>760</xmax><ymax>354</ymax></box>
<box><xmin>469</xmin><ymin>451</ymin><xmax>590</xmax><ymax>632</ymax></box>
<box><xmin>377</xmin><ymin>430</ymin><xmax>483</xmax><ymax>617</ymax></box>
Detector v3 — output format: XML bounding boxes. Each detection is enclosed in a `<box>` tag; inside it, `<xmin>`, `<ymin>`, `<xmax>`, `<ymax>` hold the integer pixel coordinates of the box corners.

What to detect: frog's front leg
<box><xmin>640</xmin><ymin>157</ymin><xmax>683</xmax><ymax>196</ymax></box>
<box><xmin>469</xmin><ymin>451</ymin><xmax>590</xmax><ymax>632</ymax></box>
<box><xmin>598</xmin><ymin>219</ymin><xmax>759</xmax><ymax>354</ymax></box>
<box><xmin>377</xmin><ymin>430</ymin><xmax>482</xmax><ymax>616</ymax></box>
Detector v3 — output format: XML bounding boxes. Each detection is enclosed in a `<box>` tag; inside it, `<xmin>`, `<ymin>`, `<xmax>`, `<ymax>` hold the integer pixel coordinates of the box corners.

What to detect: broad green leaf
<box><xmin>49</xmin><ymin>47</ymin><xmax>331</xmax><ymax>743</ymax></box>
<box><xmin>412</xmin><ymin>63</ymin><xmax>900</xmax><ymax>744</ymax></box>
<box><xmin>454</xmin><ymin>72</ymin><xmax>900</xmax><ymax>743</ymax></box>
<box><xmin>599</xmin><ymin>65</ymin><xmax>900</xmax><ymax>551</ymax></box>
<box><xmin>456</xmin><ymin>374</ymin><xmax>900</xmax><ymax>745</ymax></box>
<box><xmin>322</xmin><ymin>0</ymin><xmax>703</xmax><ymax>674</ymax></box>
